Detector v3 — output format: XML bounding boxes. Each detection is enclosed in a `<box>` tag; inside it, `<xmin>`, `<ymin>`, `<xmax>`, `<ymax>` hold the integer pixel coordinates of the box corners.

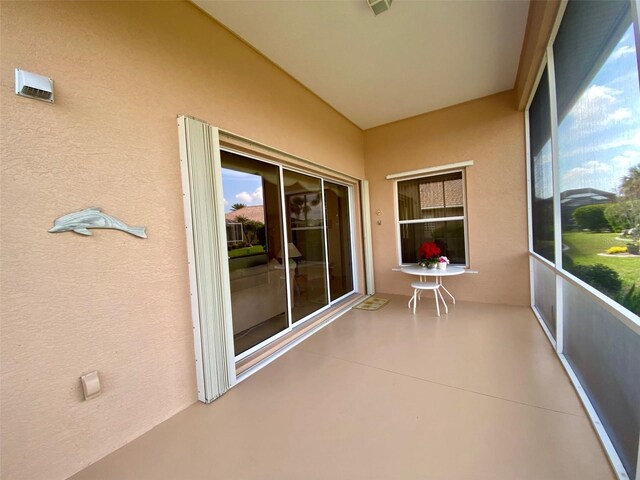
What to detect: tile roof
<box><xmin>225</xmin><ymin>205</ymin><xmax>265</xmax><ymax>223</ymax></box>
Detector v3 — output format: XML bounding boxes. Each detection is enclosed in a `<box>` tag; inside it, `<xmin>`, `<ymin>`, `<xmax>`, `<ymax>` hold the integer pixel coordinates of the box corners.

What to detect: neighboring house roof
<box><xmin>225</xmin><ymin>205</ymin><xmax>265</xmax><ymax>223</ymax></box>
<box><xmin>560</xmin><ymin>188</ymin><xmax>616</xmax><ymax>207</ymax></box>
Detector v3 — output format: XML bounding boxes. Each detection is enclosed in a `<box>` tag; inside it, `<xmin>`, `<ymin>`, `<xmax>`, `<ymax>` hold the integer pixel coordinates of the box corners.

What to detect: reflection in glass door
<box><xmin>221</xmin><ymin>151</ymin><xmax>289</xmax><ymax>355</ymax></box>
<box><xmin>283</xmin><ymin>170</ymin><xmax>329</xmax><ymax>322</ymax></box>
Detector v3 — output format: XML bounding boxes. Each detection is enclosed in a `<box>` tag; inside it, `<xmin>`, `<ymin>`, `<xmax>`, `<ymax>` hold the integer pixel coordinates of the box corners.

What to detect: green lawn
<box><xmin>228</xmin><ymin>245</ymin><xmax>265</xmax><ymax>258</ymax></box>
<box><xmin>562</xmin><ymin>232</ymin><xmax>639</xmax><ymax>289</ymax></box>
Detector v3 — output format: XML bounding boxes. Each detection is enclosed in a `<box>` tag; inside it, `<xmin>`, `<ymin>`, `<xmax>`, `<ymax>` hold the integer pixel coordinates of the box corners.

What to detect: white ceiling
<box><xmin>194</xmin><ymin>0</ymin><xmax>530</xmax><ymax>130</ymax></box>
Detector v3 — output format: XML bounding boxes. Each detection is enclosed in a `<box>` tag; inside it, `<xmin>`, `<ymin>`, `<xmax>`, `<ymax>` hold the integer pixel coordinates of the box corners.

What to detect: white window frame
<box><xmin>393</xmin><ymin>168</ymin><xmax>469</xmax><ymax>267</ymax></box>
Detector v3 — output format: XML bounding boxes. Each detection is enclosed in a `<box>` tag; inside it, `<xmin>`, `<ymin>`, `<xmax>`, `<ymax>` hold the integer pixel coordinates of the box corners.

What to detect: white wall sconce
<box><xmin>15</xmin><ymin>68</ymin><xmax>54</xmax><ymax>103</ymax></box>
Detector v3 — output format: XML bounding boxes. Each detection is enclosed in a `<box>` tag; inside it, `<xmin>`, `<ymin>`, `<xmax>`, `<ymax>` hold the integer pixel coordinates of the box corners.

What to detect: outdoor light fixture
<box><xmin>368</xmin><ymin>0</ymin><xmax>392</xmax><ymax>16</ymax></box>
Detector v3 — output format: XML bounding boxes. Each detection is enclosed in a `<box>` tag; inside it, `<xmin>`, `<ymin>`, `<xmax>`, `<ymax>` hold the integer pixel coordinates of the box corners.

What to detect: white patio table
<box><xmin>399</xmin><ymin>265</ymin><xmax>466</xmax><ymax>311</ymax></box>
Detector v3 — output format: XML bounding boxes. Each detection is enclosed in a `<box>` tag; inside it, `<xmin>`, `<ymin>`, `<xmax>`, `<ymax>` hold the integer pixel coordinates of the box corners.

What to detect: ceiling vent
<box><xmin>368</xmin><ymin>0</ymin><xmax>392</xmax><ymax>16</ymax></box>
<box><xmin>15</xmin><ymin>69</ymin><xmax>54</xmax><ymax>103</ymax></box>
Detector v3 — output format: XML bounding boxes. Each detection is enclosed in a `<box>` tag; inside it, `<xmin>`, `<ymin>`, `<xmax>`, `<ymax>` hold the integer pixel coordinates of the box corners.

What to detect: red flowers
<box><xmin>419</xmin><ymin>241</ymin><xmax>441</xmax><ymax>260</ymax></box>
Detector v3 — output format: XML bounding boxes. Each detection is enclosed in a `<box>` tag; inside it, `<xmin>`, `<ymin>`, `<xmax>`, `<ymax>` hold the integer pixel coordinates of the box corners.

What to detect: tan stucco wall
<box><xmin>364</xmin><ymin>91</ymin><xmax>530</xmax><ymax>306</ymax></box>
<box><xmin>0</xmin><ymin>2</ymin><xmax>364</xmax><ymax>479</ymax></box>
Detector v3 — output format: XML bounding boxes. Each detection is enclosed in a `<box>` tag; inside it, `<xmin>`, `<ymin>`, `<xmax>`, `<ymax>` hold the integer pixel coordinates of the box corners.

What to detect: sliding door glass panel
<box><xmin>532</xmin><ymin>258</ymin><xmax>556</xmax><ymax>337</ymax></box>
<box><xmin>554</xmin><ymin>0</ymin><xmax>640</xmax><ymax>315</ymax></box>
<box><xmin>221</xmin><ymin>151</ymin><xmax>289</xmax><ymax>355</ymax></box>
<box><xmin>529</xmin><ymin>67</ymin><xmax>555</xmax><ymax>262</ymax></box>
<box><xmin>283</xmin><ymin>170</ymin><xmax>329</xmax><ymax>322</ymax></box>
<box><xmin>563</xmin><ymin>279</ymin><xmax>640</xmax><ymax>478</ymax></box>
<box><xmin>324</xmin><ymin>181</ymin><xmax>354</xmax><ymax>300</ymax></box>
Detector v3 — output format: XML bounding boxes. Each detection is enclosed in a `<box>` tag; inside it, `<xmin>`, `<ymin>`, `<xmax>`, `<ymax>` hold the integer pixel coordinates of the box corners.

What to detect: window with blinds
<box><xmin>396</xmin><ymin>171</ymin><xmax>467</xmax><ymax>265</ymax></box>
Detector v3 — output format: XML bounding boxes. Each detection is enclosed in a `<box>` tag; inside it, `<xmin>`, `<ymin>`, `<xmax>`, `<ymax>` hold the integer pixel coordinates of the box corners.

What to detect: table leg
<box><xmin>439</xmin><ymin>283</ymin><xmax>456</xmax><ymax>304</ymax></box>
<box><xmin>412</xmin><ymin>288</ymin><xmax>418</xmax><ymax>315</ymax></box>
<box><xmin>408</xmin><ymin>289</ymin><xmax>417</xmax><ymax>310</ymax></box>
<box><xmin>437</xmin><ymin>288</ymin><xmax>448</xmax><ymax>314</ymax></box>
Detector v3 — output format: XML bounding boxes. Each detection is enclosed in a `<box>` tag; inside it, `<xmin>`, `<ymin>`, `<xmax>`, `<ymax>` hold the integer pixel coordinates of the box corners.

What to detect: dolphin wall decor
<box><xmin>49</xmin><ymin>207</ymin><xmax>147</xmax><ymax>238</ymax></box>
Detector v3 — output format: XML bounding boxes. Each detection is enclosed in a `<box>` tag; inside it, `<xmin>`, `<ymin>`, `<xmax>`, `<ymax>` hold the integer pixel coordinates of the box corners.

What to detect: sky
<box><xmin>221</xmin><ymin>168</ymin><xmax>263</xmax><ymax>212</ymax></box>
<box><xmin>221</xmin><ymin>168</ymin><xmax>324</xmax><ymax>222</ymax></box>
<box><xmin>535</xmin><ymin>24</ymin><xmax>640</xmax><ymax>199</ymax></box>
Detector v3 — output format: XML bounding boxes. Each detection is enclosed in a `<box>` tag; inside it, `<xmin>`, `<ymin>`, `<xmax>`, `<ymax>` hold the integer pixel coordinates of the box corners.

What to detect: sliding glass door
<box><xmin>221</xmin><ymin>152</ymin><xmax>356</xmax><ymax>356</ymax></box>
<box><xmin>324</xmin><ymin>181</ymin><xmax>354</xmax><ymax>300</ymax></box>
<box><xmin>221</xmin><ymin>151</ymin><xmax>290</xmax><ymax>355</ymax></box>
<box><xmin>283</xmin><ymin>170</ymin><xmax>330</xmax><ymax>322</ymax></box>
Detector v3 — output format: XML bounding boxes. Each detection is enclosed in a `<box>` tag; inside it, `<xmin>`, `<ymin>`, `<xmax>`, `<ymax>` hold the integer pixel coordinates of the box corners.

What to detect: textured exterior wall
<box><xmin>0</xmin><ymin>2</ymin><xmax>364</xmax><ymax>479</ymax></box>
<box><xmin>364</xmin><ymin>91</ymin><xmax>530</xmax><ymax>306</ymax></box>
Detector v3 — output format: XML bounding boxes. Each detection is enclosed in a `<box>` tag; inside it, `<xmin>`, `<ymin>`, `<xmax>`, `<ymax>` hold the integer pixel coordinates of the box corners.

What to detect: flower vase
<box><xmin>438</xmin><ymin>262</ymin><xmax>447</xmax><ymax>270</ymax></box>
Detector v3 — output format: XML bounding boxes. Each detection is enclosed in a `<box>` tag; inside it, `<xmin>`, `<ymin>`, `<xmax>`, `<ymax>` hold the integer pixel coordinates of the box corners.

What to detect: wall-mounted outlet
<box><xmin>80</xmin><ymin>371</ymin><xmax>101</xmax><ymax>400</ymax></box>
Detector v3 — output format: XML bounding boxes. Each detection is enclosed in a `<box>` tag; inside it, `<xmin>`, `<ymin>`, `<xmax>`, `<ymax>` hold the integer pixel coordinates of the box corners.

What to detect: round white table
<box><xmin>400</xmin><ymin>265</ymin><xmax>466</xmax><ymax>311</ymax></box>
